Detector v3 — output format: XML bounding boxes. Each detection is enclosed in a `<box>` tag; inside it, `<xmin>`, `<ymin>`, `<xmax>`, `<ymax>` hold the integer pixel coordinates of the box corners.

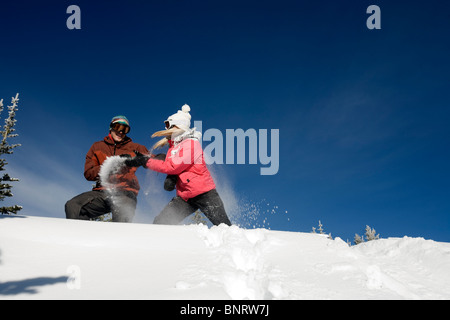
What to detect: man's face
<box><xmin>110</xmin><ymin>123</ymin><xmax>129</xmax><ymax>143</ymax></box>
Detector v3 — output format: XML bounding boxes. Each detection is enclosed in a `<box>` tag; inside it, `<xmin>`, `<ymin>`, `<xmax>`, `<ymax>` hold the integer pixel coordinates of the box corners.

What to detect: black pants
<box><xmin>153</xmin><ymin>189</ymin><xmax>232</xmax><ymax>226</ymax></box>
<box><xmin>65</xmin><ymin>190</ymin><xmax>137</xmax><ymax>223</ymax></box>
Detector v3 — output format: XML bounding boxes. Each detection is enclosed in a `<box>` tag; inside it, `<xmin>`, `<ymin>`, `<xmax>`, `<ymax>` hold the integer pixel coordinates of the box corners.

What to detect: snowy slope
<box><xmin>1</xmin><ymin>215</ymin><xmax>449</xmax><ymax>300</ymax></box>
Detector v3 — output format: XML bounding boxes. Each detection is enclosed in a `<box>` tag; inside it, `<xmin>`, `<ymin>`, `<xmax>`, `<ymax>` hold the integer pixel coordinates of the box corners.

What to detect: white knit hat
<box><xmin>165</xmin><ymin>104</ymin><xmax>191</xmax><ymax>131</ymax></box>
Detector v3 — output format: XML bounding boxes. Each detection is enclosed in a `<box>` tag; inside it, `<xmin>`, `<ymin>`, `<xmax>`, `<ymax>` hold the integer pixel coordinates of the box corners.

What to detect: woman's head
<box><xmin>164</xmin><ymin>104</ymin><xmax>191</xmax><ymax>131</ymax></box>
<box><xmin>151</xmin><ymin>105</ymin><xmax>192</xmax><ymax>150</ymax></box>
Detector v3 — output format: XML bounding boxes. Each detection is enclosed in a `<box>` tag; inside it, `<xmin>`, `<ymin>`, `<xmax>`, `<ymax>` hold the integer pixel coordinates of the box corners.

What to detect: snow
<box><xmin>98</xmin><ymin>155</ymin><xmax>127</xmax><ymax>190</ymax></box>
<box><xmin>1</xmin><ymin>215</ymin><xmax>450</xmax><ymax>300</ymax></box>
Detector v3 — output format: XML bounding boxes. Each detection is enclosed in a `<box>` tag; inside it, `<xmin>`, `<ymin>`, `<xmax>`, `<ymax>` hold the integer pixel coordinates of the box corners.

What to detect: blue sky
<box><xmin>1</xmin><ymin>0</ymin><xmax>449</xmax><ymax>242</ymax></box>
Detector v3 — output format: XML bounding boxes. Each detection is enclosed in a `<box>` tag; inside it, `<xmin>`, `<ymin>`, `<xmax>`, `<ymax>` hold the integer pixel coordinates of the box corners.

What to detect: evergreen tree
<box><xmin>354</xmin><ymin>225</ymin><xmax>380</xmax><ymax>245</ymax></box>
<box><xmin>0</xmin><ymin>93</ymin><xmax>22</xmax><ymax>215</ymax></box>
<box><xmin>354</xmin><ymin>233</ymin><xmax>364</xmax><ymax>245</ymax></box>
<box><xmin>311</xmin><ymin>220</ymin><xmax>332</xmax><ymax>239</ymax></box>
<box><xmin>317</xmin><ymin>220</ymin><xmax>324</xmax><ymax>234</ymax></box>
<box><xmin>364</xmin><ymin>225</ymin><xmax>380</xmax><ymax>241</ymax></box>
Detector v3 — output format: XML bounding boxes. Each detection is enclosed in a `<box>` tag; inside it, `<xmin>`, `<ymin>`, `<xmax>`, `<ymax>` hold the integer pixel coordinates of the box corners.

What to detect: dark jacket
<box><xmin>84</xmin><ymin>134</ymin><xmax>148</xmax><ymax>195</ymax></box>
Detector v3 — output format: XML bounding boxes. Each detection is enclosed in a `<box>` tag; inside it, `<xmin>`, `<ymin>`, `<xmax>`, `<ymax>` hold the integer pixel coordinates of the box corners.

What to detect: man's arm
<box><xmin>84</xmin><ymin>143</ymin><xmax>105</xmax><ymax>181</ymax></box>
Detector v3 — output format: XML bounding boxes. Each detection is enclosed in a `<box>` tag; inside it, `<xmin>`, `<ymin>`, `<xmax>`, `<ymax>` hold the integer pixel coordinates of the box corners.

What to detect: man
<box><xmin>65</xmin><ymin>116</ymin><xmax>148</xmax><ymax>222</ymax></box>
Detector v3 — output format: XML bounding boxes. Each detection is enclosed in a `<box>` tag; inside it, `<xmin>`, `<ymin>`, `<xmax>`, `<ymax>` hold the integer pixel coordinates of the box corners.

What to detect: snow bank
<box><xmin>1</xmin><ymin>215</ymin><xmax>449</xmax><ymax>300</ymax></box>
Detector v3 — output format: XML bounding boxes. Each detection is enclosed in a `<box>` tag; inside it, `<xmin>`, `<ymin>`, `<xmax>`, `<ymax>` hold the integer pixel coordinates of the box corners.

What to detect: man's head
<box><xmin>109</xmin><ymin>115</ymin><xmax>130</xmax><ymax>143</ymax></box>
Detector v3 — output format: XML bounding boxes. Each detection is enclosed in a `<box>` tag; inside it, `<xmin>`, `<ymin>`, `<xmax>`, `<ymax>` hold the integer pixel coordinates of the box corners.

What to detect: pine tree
<box><xmin>317</xmin><ymin>220</ymin><xmax>324</xmax><ymax>234</ymax></box>
<box><xmin>365</xmin><ymin>225</ymin><xmax>380</xmax><ymax>241</ymax></box>
<box><xmin>0</xmin><ymin>93</ymin><xmax>22</xmax><ymax>215</ymax></box>
<box><xmin>311</xmin><ymin>220</ymin><xmax>332</xmax><ymax>239</ymax></box>
<box><xmin>354</xmin><ymin>233</ymin><xmax>364</xmax><ymax>245</ymax></box>
<box><xmin>354</xmin><ymin>225</ymin><xmax>380</xmax><ymax>245</ymax></box>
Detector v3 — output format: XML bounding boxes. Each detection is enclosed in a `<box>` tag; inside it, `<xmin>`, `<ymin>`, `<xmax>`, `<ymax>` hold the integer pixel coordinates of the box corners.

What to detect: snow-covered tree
<box><xmin>354</xmin><ymin>225</ymin><xmax>380</xmax><ymax>245</ymax></box>
<box><xmin>364</xmin><ymin>225</ymin><xmax>380</xmax><ymax>241</ymax></box>
<box><xmin>312</xmin><ymin>220</ymin><xmax>325</xmax><ymax>234</ymax></box>
<box><xmin>0</xmin><ymin>93</ymin><xmax>22</xmax><ymax>215</ymax></box>
<box><xmin>354</xmin><ymin>233</ymin><xmax>364</xmax><ymax>245</ymax></box>
<box><xmin>317</xmin><ymin>220</ymin><xmax>324</xmax><ymax>234</ymax></box>
<box><xmin>311</xmin><ymin>220</ymin><xmax>332</xmax><ymax>239</ymax></box>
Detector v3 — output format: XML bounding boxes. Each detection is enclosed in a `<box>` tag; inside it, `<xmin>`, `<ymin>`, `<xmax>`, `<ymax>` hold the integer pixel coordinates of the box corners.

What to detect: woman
<box><xmin>126</xmin><ymin>105</ymin><xmax>232</xmax><ymax>226</ymax></box>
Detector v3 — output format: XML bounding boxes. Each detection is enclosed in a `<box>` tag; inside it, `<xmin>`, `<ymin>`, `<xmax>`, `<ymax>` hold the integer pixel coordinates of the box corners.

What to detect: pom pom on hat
<box><xmin>181</xmin><ymin>104</ymin><xmax>191</xmax><ymax>113</ymax></box>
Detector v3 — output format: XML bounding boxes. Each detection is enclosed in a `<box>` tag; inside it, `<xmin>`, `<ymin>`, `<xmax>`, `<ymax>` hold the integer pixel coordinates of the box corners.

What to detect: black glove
<box><xmin>124</xmin><ymin>151</ymin><xmax>150</xmax><ymax>168</ymax></box>
<box><xmin>164</xmin><ymin>175</ymin><xmax>177</xmax><ymax>191</ymax></box>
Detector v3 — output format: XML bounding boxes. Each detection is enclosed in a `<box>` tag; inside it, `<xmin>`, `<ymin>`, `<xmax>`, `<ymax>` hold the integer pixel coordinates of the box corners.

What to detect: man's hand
<box><xmin>124</xmin><ymin>151</ymin><xmax>150</xmax><ymax>168</ymax></box>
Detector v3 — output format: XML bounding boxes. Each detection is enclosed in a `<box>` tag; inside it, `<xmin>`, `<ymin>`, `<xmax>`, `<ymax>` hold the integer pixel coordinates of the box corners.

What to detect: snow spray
<box><xmin>208</xmin><ymin>164</ymin><xmax>289</xmax><ymax>229</ymax></box>
<box><xmin>235</xmin><ymin>198</ymin><xmax>289</xmax><ymax>230</ymax></box>
<box><xmin>99</xmin><ymin>156</ymin><xmax>127</xmax><ymax>191</ymax></box>
<box><xmin>98</xmin><ymin>156</ymin><xmax>136</xmax><ymax>220</ymax></box>
<box><xmin>137</xmin><ymin>169</ymin><xmax>173</xmax><ymax>223</ymax></box>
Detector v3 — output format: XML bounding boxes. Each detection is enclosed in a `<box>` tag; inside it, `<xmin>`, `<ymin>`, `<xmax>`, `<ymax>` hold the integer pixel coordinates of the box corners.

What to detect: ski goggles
<box><xmin>165</xmin><ymin>121</ymin><xmax>175</xmax><ymax>130</ymax></box>
<box><xmin>110</xmin><ymin>123</ymin><xmax>130</xmax><ymax>134</ymax></box>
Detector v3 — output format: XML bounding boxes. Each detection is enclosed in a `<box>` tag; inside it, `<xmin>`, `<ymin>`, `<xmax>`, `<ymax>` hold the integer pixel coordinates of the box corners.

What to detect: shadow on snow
<box><xmin>0</xmin><ymin>276</ymin><xmax>69</xmax><ymax>296</ymax></box>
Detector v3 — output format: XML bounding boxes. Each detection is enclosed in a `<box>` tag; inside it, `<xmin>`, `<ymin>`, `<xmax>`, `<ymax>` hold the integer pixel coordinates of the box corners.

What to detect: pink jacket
<box><xmin>146</xmin><ymin>138</ymin><xmax>216</xmax><ymax>201</ymax></box>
